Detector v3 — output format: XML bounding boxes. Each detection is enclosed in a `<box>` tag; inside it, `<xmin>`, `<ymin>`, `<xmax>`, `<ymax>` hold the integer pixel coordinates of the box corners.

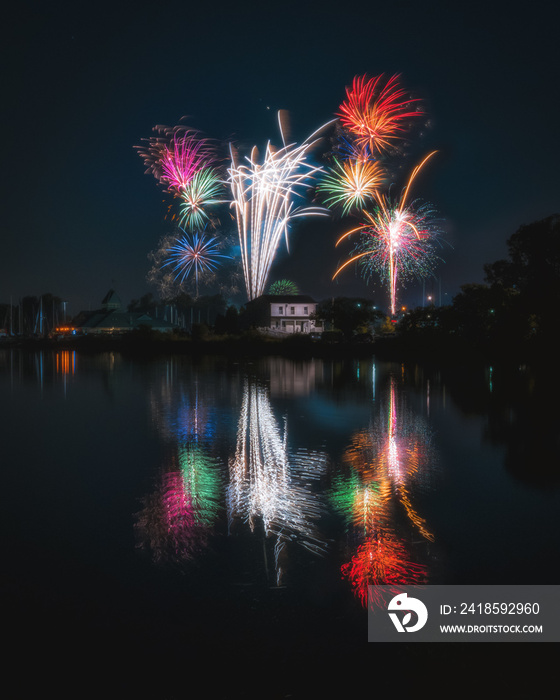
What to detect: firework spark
<box><xmin>333</xmin><ymin>151</ymin><xmax>440</xmax><ymax>316</ymax></box>
<box><xmin>338</xmin><ymin>74</ymin><xmax>422</xmax><ymax>156</ymax></box>
<box><xmin>317</xmin><ymin>157</ymin><xmax>385</xmax><ymax>215</ymax></box>
<box><xmin>161</xmin><ymin>230</ymin><xmax>231</xmax><ymax>297</ymax></box>
<box><xmin>228</xmin><ymin>114</ymin><xmax>332</xmax><ymax>301</ymax></box>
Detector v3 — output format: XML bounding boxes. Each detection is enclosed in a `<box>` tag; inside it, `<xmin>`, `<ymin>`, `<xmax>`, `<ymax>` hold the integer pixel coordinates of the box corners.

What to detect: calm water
<box><xmin>1</xmin><ymin>349</ymin><xmax>559</xmax><ymax>696</ymax></box>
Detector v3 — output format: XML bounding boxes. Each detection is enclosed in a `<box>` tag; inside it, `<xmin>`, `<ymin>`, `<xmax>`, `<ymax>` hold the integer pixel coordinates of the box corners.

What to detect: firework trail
<box><xmin>333</xmin><ymin>151</ymin><xmax>441</xmax><ymax>316</ymax></box>
<box><xmin>228</xmin><ymin>113</ymin><xmax>332</xmax><ymax>301</ymax></box>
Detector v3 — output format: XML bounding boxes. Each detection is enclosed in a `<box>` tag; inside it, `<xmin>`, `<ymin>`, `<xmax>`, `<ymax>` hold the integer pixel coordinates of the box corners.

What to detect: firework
<box><xmin>228</xmin><ymin>114</ymin><xmax>332</xmax><ymax>301</ymax></box>
<box><xmin>317</xmin><ymin>157</ymin><xmax>385</xmax><ymax>215</ymax></box>
<box><xmin>333</xmin><ymin>152</ymin><xmax>440</xmax><ymax>316</ymax></box>
<box><xmin>136</xmin><ymin>124</ymin><xmax>215</xmax><ymax>192</ymax></box>
<box><xmin>178</xmin><ymin>168</ymin><xmax>224</xmax><ymax>230</ymax></box>
<box><xmin>338</xmin><ymin>74</ymin><xmax>422</xmax><ymax>156</ymax></box>
<box><xmin>136</xmin><ymin>124</ymin><xmax>223</xmax><ymax>229</ymax></box>
<box><xmin>161</xmin><ymin>230</ymin><xmax>231</xmax><ymax>297</ymax></box>
<box><xmin>148</xmin><ymin>228</ymin><xmax>241</xmax><ymax>299</ymax></box>
<box><xmin>268</xmin><ymin>279</ymin><xmax>300</xmax><ymax>295</ymax></box>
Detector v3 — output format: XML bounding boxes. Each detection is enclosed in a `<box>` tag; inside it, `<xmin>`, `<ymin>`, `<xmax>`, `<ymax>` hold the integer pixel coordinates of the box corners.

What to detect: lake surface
<box><xmin>1</xmin><ymin>349</ymin><xmax>558</xmax><ymax>696</ymax></box>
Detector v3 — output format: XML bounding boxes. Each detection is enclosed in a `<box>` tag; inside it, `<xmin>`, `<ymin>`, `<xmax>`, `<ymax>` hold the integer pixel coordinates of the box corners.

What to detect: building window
<box><xmin>304</xmin><ymin>306</ymin><xmax>308</xmax><ymax>315</ymax></box>
<box><xmin>278</xmin><ymin>307</ymin><xmax>283</xmax><ymax>314</ymax></box>
<box><xmin>290</xmin><ymin>307</ymin><xmax>295</xmax><ymax>314</ymax></box>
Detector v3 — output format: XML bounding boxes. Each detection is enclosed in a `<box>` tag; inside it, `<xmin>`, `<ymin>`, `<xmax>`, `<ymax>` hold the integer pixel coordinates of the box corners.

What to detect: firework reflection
<box><xmin>336</xmin><ymin>375</ymin><xmax>436</xmax><ymax>607</ymax></box>
<box><xmin>136</xmin><ymin>373</ymin><xmax>222</xmax><ymax>564</ymax></box>
<box><xmin>227</xmin><ymin>378</ymin><xmax>328</xmax><ymax>586</ymax></box>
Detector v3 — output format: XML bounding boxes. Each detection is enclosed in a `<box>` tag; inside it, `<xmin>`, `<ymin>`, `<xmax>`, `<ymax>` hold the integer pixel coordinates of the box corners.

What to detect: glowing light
<box><xmin>317</xmin><ymin>157</ymin><xmax>385</xmax><ymax>215</ymax></box>
<box><xmin>333</xmin><ymin>152</ymin><xmax>441</xmax><ymax>316</ymax></box>
<box><xmin>55</xmin><ymin>350</ymin><xmax>75</xmax><ymax>375</ymax></box>
<box><xmin>337</xmin><ymin>74</ymin><xmax>422</xmax><ymax>156</ymax></box>
<box><xmin>228</xmin><ymin>114</ymin><xmax>331</xmax><ymax>301</ymax></box>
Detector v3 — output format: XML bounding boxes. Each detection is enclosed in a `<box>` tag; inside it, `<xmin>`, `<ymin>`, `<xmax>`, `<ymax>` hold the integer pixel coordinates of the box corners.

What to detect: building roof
<box><xmin>101</xmin><ymin>289</ymin><xmax>123</xmax><ymax>310</ymax></box>
<box><xmin>246</xmin><ymin>294</ymin><xmax>316</xmax><ymax>307</ymax></box>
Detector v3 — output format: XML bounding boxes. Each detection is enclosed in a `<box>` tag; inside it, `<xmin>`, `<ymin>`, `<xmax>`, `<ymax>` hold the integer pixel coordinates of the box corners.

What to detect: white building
<box><xmin>244</xmin><ymin>295</ymin><xmax>323</xmax><ymax>334</ymax></box>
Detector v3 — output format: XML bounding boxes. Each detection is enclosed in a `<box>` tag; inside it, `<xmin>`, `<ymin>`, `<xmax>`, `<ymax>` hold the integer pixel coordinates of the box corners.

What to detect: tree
<box><xmin>312</xmin><ymin>297</ymin><xmax>383</xmax><ymax>341</ymax></box>
<box><xmin>128</xmin><ymin>293</ymin><xmax>156</xmax><ymax>313</ymax></box>
<box><xmin>483</xmin><ymin>214</ymin><xmax>560</xmax><ymax>339</ymax></box>
<box><xmin>215</xmin><ymin>305</ymin><xmax>240</xmax><ymax>334</ymax></box>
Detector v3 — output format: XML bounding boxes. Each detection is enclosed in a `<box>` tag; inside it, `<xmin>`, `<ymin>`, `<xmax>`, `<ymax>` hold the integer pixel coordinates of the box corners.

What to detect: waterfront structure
<box><xmin>72</xmin><ymin>290</ymin><xmax>175</xmax><ymax>335</ymax></box>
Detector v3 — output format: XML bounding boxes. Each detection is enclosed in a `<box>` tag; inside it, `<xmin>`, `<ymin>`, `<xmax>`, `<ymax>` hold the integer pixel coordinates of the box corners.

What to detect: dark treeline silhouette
<box><xmin>312</xmin><ymin>297</ymin><xmax>384</xmax><ymax>341</ymax></box>
<box><xmin>127</xmin><ymin>292</ymin><xmax>228</xmax><ymax>328</ymax></box>
<box><xmin>391</xmin><ymin>215</ymin><xmax>560</xmax><ymax>364</ymax></box>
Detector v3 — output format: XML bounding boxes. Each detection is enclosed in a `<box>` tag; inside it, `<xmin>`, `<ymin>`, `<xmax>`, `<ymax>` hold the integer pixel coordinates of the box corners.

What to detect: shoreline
<box><xmin>0</xmin><ymin>331</ymin><xmax>549</xmax><ymax>372</ymax></box>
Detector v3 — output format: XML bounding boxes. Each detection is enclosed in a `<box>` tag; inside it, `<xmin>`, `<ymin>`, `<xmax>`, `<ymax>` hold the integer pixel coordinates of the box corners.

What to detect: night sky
<box><xmin>3</xmin><ymin>0</ymin><xmax>559</xmax><ymax>316</ymax></box>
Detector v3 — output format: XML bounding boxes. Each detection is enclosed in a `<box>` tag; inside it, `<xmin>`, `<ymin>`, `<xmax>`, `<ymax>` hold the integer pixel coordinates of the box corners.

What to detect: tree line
<box><xmin>394</xmin><ymin>214</ymin><xmax>560</xmax><ymax>362</ymax></box>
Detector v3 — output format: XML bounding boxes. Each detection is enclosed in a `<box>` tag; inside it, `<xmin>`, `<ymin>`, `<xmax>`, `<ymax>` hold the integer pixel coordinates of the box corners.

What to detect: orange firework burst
<box><xmin>338</xmin><ymin>74</ymin><xmax>422</xmax><ymax>155</ymax></box>
<box><xmin>317</xmin><ymin>157</ymin><xmax>385</xmax><ymax>215</ymax></box>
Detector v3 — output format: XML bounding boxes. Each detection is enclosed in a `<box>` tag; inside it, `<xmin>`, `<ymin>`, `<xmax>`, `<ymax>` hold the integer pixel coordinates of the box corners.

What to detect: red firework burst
<box><xmin>337</xmin><ymin>74</ymin><xmax>422</xmax><ymax>155</ymax></box>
